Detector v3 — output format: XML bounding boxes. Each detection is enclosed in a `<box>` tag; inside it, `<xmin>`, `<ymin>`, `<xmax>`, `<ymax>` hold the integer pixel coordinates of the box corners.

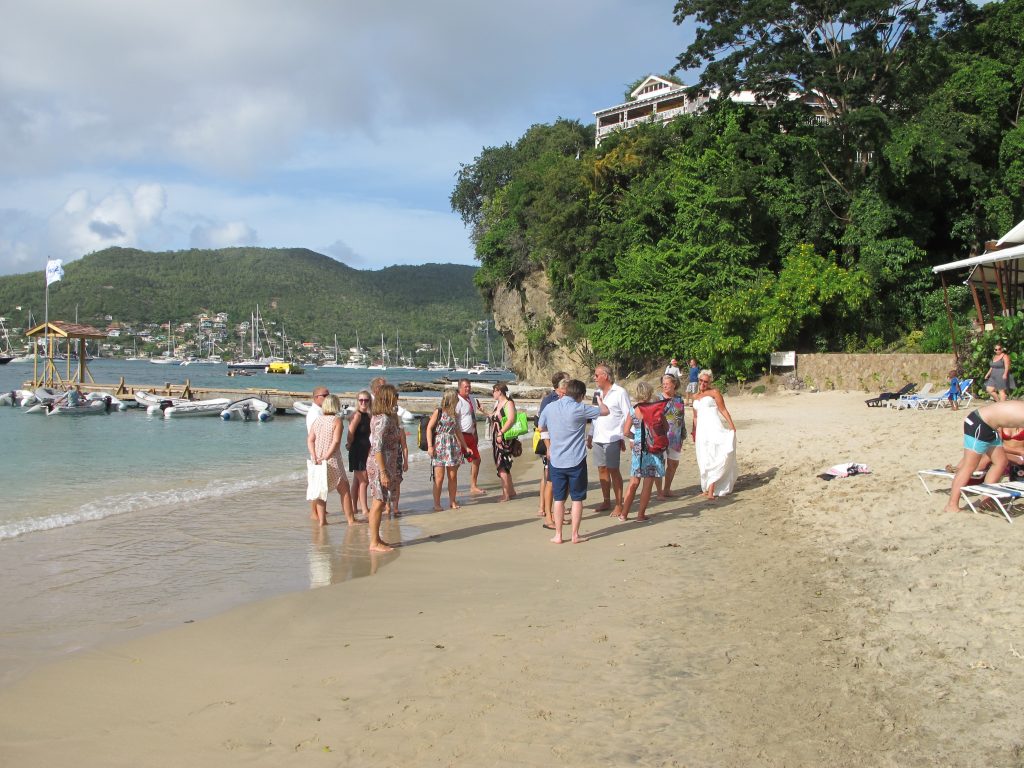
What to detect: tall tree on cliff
<box><xmin>672</xmin><ymin>0</ymin><xmax>968</xmax><ymax>191</ymax></box>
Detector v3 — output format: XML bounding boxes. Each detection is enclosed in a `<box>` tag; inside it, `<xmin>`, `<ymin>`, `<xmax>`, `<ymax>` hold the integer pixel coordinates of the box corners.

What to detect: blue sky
<box><xmin>0</xmin><ymin>1</ymin><xmax>694</xmax><ymax>276</ymax></box>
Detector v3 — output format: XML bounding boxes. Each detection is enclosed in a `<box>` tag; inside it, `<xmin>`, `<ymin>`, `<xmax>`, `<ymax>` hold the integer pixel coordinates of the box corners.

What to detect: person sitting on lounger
<box><xmin>944</xmin><ymin>402</ymin><xmax>1024</xmax><ymax>514</ymax></box>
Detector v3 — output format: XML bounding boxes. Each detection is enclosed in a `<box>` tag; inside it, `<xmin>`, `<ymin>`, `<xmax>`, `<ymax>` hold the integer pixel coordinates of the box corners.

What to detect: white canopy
<box><xmin>997</xmin><ymin>218</ymin><xmax>1024</xmax><ymax>246</ymax></box>
<box><xmin>932</xmin><ymin>242</ymin><xmax>1024</xmax><ymax>274</ymax></box>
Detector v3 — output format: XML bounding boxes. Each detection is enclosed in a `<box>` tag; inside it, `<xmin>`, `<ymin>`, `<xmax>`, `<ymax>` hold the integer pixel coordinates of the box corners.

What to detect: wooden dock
<box><xmin>25</xmin><ymin>377</ymin><xmax>546</xmax><ymax>415</ymax></box>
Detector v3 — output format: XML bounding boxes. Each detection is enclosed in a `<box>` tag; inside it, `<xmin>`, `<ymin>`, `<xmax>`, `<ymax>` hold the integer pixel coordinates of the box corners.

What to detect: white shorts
<box><xmin>666</xmin><ymin>447</ymin><xmax>681</xmax><ymax>461</ymax></box>
<box><xmin>685</xmin><ymin>382</ymin><xmax>698</xmax><ymax>394</ymax></box>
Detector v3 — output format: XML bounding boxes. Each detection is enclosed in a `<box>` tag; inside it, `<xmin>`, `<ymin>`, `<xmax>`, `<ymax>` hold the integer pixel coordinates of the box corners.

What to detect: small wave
<box><xmin>0</xmin><ymin>470</ymin><xmax>305</xmax><ymax>541</ymax></box>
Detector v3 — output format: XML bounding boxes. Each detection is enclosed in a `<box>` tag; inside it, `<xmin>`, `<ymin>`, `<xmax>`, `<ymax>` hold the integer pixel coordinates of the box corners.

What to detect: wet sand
<box><xmin>2</xmin><ymin>390</ymin><xmax>1024</xmax><ymax>766</ymax></box>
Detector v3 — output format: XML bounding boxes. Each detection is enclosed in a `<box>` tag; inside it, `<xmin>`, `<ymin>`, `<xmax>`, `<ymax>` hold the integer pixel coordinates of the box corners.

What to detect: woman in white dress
<box><xmin>690</xmin><ymin>369</ymin><xmax>737</xmax><ymax>499</ymax></box>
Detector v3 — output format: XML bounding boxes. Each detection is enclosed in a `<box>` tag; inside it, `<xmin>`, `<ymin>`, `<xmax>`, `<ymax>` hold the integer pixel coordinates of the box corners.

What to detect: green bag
<box><xmin>502</xmin><ymin>410</ymin><xmax>529</xmax><ymax>440</ymax></box>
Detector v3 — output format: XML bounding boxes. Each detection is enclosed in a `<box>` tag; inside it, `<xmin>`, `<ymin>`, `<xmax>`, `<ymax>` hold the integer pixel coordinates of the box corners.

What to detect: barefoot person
<box><xmin>658</xmin><ymin>373</ymin><xmax>686</xmax><ymax>497</ymax></box>
<box><xmin>537</xmin><ymin>372</ymin><xmax>568</xmax><ymax>529</ymax></box>
<box><xmin>490</xmin><ymin>383</ymin><xmax>518</xmax><ymax>502</ymax></box>
<box><xmin>620</xmin><ymin>381</ymin><xmax>666</xmax><ymax>522</ymax></box>
<box><xmin>691</xmin><ymin>370</ymin><xmax>737</xmax><ymax>499</ymax></box>
<box><xmin>346</xmin><ymin>390</ymin><xmax>372</xmax><ymax>517</ymax></box>
<box><xmin>943</xmin><ymin>402</ymin><xmax>1024</xmax><ymax>513</ymax></box>
<box><xmin>366</xmin><ymin>384</ymin><xmax>403</xmax><ymax>551</ymax></box>
<box><xmin>305</xmin><ymin>385</ymin><xmax>330</xmax><ymax>521</ymax></box>
<box><xmin>307</xmin><ymin>395</ymin><xmax>357</xmax><ymax>526</ymax></box>
<box><xmin>427</xmin><ymin>389</ymin><xmax>470</xmax><ymax>510</ymax></box>
<box><xmin>456</xmin><ymin>379</ymin><xmax>486</xmax><ymax>495</ymax></box>
<box><xmin>539</xmin><ymin>378</ymin><xmax>609</xmax><ymax>544</ymax></box>
<box><xmin>588</xmin><ymin>364</ymin><xmax>632</xmax><ymax>517</ymax></box>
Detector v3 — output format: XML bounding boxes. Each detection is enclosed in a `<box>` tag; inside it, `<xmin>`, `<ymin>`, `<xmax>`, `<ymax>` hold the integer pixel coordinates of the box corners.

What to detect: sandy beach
<box><xmin>3</xmin><ymin>389</ymin><xmax>1024</xmax><ymax>766</ymax></box>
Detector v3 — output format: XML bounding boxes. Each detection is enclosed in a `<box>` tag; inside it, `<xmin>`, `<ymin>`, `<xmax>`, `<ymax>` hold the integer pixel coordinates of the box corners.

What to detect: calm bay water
<box><xmin>0</xmin><ymin>359</ymin><xmax>510</xmax><ymax>686</ymax></box>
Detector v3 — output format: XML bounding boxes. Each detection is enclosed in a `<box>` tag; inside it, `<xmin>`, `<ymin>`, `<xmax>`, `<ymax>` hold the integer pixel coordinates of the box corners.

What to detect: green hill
<box><xmin>0</xmin><ymin>247</ymin><xmax>486</xmax><ymax>357</ymax></box>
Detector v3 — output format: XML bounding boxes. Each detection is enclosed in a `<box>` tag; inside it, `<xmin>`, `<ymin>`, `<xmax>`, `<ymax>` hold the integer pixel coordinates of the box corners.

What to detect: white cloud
<box><xmin>190</xmin><ymin>221</ymin><xmax>258</xmax><ymax>249</ymax></box>
<box><xmin>44</xmin><ymin>184</ymin><xmax>168</xmax><ymax>258</ymax></box>
<box><xmin>0</xmin><ymin>1</ymin><xmax>693</xmax><ymax>275</ymax></box>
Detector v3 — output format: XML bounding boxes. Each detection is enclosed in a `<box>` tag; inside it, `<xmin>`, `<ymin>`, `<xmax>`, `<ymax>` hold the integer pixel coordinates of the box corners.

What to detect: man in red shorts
<box><xmin>456</xmin><ymin>378</ymin><xmax>486</xmax><ymax>495</ymax></box>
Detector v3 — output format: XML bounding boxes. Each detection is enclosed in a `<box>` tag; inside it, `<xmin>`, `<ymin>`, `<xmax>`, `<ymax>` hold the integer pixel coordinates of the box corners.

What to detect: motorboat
<box><xmin>266</xmin><ymin>361</ymin><xmax>304</xmax><ymax>375</ymax></box>
<box><xmin>47</xmin><ymin>398</ymin><xmax>113</xmax><ymax>416</ymax></box>
<box><xmin>134</xmin><ymin>390</ymin><xmax>191</xmax><ymax>415</ymax></box>
<box><xmin>163</xmin><ymin>397</ymin><xmax>232</xmax><ymax>419</ymax></box>
<box><xmin>220</xmin><ymin>397</ymin><xmax>274</xmax><ymax>422</ymax></box>
<box><xmin>85</xmin><ymin>392</ymin><xmax>129</xmax><ymax>411</ymax></box>
<box><xmin>0</xmin><ymin>389</ymin><xmax>35</xmax><ymax>407</ymax></box>
<box><xmin>293</xmin><ymin>400</ymin><xmax>353</xmax><ymax>417</ymax></box>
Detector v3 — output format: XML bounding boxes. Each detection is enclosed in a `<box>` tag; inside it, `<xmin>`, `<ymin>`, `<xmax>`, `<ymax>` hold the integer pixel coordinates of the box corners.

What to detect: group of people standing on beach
<box><xmin>535</xmin><ymin>361</ymin><xmax>736</xmax><ymax>543</ymax></box>
<box><xmin>304</xmin><ymin>360</ymin><xmax>739</xmax><ymax>549</ymax></box>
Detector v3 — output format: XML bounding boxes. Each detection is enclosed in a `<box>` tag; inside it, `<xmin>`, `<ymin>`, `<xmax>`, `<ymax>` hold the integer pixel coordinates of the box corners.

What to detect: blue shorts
<box><xmin>550</xmin><ymin>460</ymin><xmax>588</xmax><ymax>502</ymax></box>
<box><xmin>963</xmin><ymin>410</ymin><xmax>1002</xmax><ymax>454</ymax></box>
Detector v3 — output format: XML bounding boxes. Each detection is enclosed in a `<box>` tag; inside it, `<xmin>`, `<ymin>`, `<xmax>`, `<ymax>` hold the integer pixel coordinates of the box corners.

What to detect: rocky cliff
<box><xmin>489</xmin><ymin>268</ymin><xmax>591</xmax><ymax>385</ymax></box>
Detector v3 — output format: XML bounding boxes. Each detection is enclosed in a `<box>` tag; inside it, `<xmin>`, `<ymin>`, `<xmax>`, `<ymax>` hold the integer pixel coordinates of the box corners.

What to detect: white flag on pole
<box><xmin>45</xmin><ymin>259</ymin><xmax>64</xmax><ymax>286</ymax></box>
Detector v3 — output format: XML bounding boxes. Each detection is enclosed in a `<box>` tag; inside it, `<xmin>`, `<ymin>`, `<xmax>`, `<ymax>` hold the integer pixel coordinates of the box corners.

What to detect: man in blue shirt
<box><xmin>539</xmin><ymin>379</ymin><xmax>609</xmax><ymax>544</ymax></box>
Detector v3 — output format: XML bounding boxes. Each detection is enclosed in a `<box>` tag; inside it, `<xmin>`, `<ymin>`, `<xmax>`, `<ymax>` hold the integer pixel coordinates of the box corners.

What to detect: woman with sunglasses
<box><xmin>985</xmin><ymin>344</ymin><xmax>1013</xmax><ymax>402</ymax></box>
<box><xmin>691</xmin><ymin>369</ymin><xmax>737</xmax><ymax>499</ymax></box>
<box><xmin>346</xmin><ymin>390</ymin><xmax>373</xmax><ymax>518</ymax></box>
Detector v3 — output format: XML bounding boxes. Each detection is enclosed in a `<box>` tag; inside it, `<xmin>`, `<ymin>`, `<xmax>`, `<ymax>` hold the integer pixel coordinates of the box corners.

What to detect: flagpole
<box><xmin>43</xmin><ymin>262</ymin><xmax>49</xmax><ymax>386</ymax></box>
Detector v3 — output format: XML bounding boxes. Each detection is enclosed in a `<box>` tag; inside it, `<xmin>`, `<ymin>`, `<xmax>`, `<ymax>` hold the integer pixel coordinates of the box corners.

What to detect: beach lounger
<box><xmin>958</xmin><ymin>481</ymin><xmax>1024</xmax><ymax>524</ymax></box>
<box><xmin>917</xmin><ymin>468</ymin><xmax>985</xmax><ymax>494</ymax></box>
<box><xmin>866</xmin><ymin>382</ymin><xmax>916</xmax><ymax>407</ymax></box>
<box><xmin>922</xmin><ymin>378</ymin><xmax>974</xmax><ymax>410</ymax></box>
<box><xmin>912</xmin><ymin>385</ymin><xmax>953</xmax><ymax>410</ymax></box>
<box><xmin>887</xmin><ymin>382</ymin><xmax>934</xmax><ymax>409</ymax></box>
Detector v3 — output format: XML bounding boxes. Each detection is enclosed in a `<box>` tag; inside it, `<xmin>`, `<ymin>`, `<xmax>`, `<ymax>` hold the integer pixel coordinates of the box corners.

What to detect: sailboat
<box><xmin>150</xmin><ymin>323</ymin><xmax>183</xmax><ymax>364</ymax></box>
<box><xmin>228</xmin><ymin>306</ymin><xmax>282</xmax><ymax>371</ymax></box>
<box><xmin>320</xmin><ymin>334</ymin><xmax>344</xmax><ymax>368</ymax></box>
<box><xmin>342</xmin><ymin>333</ymin><xmax>368</xmax><ymax>368</ymax></box>
<box><xmin>125</xmin><ymin>337</ymin><xmax>148</xmax><ymax>361</ymax></box>
<box><xmin>427</xmin><ymin>338</ymin><xmax>454</xmax><ymax>373</ymax></box>
<box><xmin>0</xmin><ymin>317</ymin><xmax>14</xmax><ymax>365</ymax></box>
<box><xmin>367</xmin><ymin>332</ymin><xmax>389</xmax><ymax>370</ymax></box>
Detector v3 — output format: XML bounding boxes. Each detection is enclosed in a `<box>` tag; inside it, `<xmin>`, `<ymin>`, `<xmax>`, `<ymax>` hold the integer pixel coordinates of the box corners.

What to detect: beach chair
<box><xmin>958</xmin><ymin>481</ymin><xmax>1024</xmax><ymax>524</ymax></box>
<box><xmin>917</xmin><ymin>467</ymin><xmax>985</xmax><ymax>494</ymax></box>
<box><xmin>887</xmin><ymin>382</ymin><xmax>934</xmax><ymax>409</ymax></box>
<box><xmin>866</xmin><ymin>382</ymin><xmax>916</xmax><ymax>407</ymax></box>
<box><xmin>914</xmin><ymin>385</ymin><xmax>954</xmax><ymax>410</ymax></box>
<box><xmin>924</xmin><ymin>378</ymin><xmax>974</xmax><ymax>410</ymax></box>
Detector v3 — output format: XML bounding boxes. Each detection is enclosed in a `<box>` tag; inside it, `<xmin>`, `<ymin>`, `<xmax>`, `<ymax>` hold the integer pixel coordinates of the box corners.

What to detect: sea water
<box><xmin>0</xmin><ymin>359</ymin><xmax>509</xmax><ymax>686</ymax></box>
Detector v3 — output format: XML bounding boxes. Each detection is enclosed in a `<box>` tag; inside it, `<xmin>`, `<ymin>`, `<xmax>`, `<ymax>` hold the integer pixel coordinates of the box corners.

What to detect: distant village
<box><xmin>0</xmin><ymin>310</ymin><xmax>498</xmax><ymax>369</ymax></box>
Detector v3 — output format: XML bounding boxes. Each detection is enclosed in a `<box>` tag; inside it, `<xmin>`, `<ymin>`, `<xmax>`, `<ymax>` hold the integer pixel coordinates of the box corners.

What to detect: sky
<box><xmin>0</xmin><ymin>1</ymin><xmax>695</xmax><ymax>277</ymax></box>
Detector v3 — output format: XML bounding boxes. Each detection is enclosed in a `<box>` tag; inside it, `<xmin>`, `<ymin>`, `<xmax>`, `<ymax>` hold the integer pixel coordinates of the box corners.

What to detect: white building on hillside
<box><xmin>593</xmin><ymin>75</ymin><xmax>764</xmax><ymax>146</ymax></box>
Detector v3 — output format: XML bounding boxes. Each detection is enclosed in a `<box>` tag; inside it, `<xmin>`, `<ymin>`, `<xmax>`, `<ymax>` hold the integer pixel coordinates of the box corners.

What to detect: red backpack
<box><xmin>635</xmin><ymin>400</ymin><xmax>670</xmax><ymax>455</ymax></box>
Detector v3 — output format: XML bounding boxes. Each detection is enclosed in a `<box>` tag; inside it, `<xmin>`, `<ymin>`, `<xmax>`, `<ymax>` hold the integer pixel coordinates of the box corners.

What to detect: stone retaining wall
<box><xmin>791</xmin><ymin>353</ymin><xmax>956</xmax><ymax>393</ymax></box>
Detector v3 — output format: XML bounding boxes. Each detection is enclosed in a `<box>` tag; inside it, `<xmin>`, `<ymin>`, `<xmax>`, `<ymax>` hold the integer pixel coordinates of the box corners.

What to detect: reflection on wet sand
<box><xmin>307</xmin><ymin>518</ymin><xmax>404</xmax><ymax>588</ymax></box>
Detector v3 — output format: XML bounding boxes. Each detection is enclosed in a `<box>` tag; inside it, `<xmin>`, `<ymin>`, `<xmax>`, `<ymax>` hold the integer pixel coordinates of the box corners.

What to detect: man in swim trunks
<box><xmin>944</xmin><ymin>402</ymin><xmax>1024</xmax><ymax>513</ymax></box>
<box><xmin>456</xmin><ymin>378</ymin><xmax>486</xmax><ymax>495</ymax></box>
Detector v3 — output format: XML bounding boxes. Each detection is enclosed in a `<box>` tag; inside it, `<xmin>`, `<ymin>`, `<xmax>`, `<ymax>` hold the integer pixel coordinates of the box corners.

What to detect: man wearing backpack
<box><xmin>588</xmin><ymin>363</ymin><xmax>632</xmax><ymax>518</ymax></box>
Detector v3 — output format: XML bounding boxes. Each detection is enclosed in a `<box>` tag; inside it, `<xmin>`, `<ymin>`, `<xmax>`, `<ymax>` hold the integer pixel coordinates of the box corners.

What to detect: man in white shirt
<box><xmin>306</xmin><ymin>385</ymin><xmax>328</xmax><ymax>432</ymax></box>
<box><xmin>456</xmin><ymin>378</ymin><xmax>486</xmax><ymax>495</ymax></box>
<box><xmin>587</xmin><ymin>364</ymin><xmax>632</xmax><ymax>517</ymax></box>
<box><xmin>664</xmin><ymin>358</ymin><xmax>681</xmax><ymax>378</ymax></box>
<box><xmin>306</xmin><ymin>385</ymin><xmax>329</xmax><ymax>520</ymax></box>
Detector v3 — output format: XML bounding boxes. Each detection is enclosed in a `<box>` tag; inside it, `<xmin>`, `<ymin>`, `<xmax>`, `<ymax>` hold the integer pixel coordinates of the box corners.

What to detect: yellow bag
<box><xmin>532</xmin><ymin>426</ymin><xmax>542</xmax><ymax>453</ymax></box>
